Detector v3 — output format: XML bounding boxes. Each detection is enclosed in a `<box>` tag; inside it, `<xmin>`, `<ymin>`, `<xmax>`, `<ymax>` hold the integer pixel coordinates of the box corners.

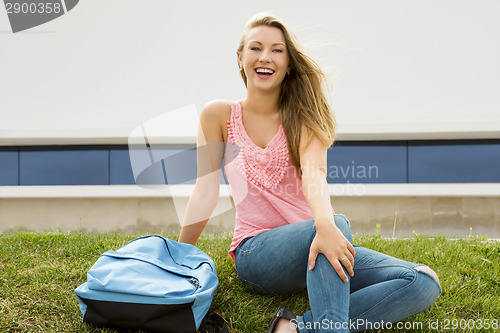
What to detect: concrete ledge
<box><xmin>329</xmin><ymin>183</ymin><xmax>500</xmax><ymax>197</ymax></box>
<box><xmin>1</xmin><ymin>183</ymin><xmax>499</xmax><ymax>198</ymax></box>
<box><xmin>1</xmin><ymin>185</ymin><xmax>498</xmax><ymax>237</ymax></box>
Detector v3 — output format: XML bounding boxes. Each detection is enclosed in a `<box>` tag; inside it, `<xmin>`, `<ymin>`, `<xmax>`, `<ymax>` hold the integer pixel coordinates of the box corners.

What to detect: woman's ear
<box><xmin>237</xmin><ymin>52</ymin><xmax>243</xmax><ymax>69</ymax></box>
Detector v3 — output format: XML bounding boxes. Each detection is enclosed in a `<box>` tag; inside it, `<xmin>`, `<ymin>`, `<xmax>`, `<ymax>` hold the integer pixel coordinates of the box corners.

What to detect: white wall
<box><xmin>1</xmin><ymin>0</ymin><xmax>499</xmax><ymax>144</ymax></box>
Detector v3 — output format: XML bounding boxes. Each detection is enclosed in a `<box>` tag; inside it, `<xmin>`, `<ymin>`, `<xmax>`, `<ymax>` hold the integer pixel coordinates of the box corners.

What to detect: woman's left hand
<box><xmin>308</xmin><ymin>221</ymin><xmax>355</xmax><ymax>282</ymax></box>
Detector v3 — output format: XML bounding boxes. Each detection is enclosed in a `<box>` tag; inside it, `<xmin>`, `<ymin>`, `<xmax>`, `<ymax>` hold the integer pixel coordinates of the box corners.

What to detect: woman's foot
<box><xmin>267</xmin><ymin>307</ymin><xmax>298</xmax><ymax>333</ymax></box>
<box><xmin>274</xmin><ymin>318</ymin><xmax>297</xmax><ymax>332</ymax></box>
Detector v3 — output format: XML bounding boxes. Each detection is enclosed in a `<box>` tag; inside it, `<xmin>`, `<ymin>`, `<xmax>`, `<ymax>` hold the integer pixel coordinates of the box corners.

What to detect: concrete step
<box><xmin>1</xmin><ymin>185</ymin><xmax>498</xmax><ymax>238</ymax></box>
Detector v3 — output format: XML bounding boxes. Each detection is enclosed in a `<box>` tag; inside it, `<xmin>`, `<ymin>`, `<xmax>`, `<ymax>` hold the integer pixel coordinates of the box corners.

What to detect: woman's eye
<box><xmin>250</xmin><ymin>47</ymin><xmax>261</xmax><ymax>51</ymax></box>
<box><xmin>273</xmin><ymin>49</ymin><xmax>283</xmax><ymax>53</ymax></box>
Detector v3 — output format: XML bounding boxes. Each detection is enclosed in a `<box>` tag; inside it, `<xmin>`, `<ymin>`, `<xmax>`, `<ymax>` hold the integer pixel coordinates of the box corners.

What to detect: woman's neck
<box><xmin>243</xmin><ymin>86</ymin><xmax>281</xmax><ymax>116</ymax></box>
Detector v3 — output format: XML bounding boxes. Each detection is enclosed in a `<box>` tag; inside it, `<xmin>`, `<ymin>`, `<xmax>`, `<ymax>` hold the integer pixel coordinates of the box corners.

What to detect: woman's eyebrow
<box><xmin>248</xmin><ymin>40</ymin><xmax>286</xmax><ymax>47</ymax></box>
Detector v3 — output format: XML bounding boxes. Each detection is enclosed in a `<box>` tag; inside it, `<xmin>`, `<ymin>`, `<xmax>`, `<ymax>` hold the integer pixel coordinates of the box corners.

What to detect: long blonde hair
<box><xmin>237</xmin><ymin>13</ymin><xmax>336</xmax><ymax>174</ymax></box>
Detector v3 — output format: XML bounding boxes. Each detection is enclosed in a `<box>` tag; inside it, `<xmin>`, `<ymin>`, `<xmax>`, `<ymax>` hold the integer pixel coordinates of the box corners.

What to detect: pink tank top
<box><xmin>225</xmin><ymin>100</ymin><xmax>330</xmax><ymax>260</ymax></box>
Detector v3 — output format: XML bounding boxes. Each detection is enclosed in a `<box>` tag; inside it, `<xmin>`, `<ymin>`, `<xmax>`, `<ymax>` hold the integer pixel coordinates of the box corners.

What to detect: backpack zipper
<box><xmin>188</xmin><ymin>277</ymin><xmax>202</xmax><ymax>289</ymax></box>
<box><xmin>102</xmin><ymin>252</ymin><xmax>205</xmax><ymax>290</ymax></box>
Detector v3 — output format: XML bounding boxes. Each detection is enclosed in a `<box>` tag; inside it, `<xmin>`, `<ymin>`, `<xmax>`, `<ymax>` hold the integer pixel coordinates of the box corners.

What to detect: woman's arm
<box><xmin>178</xmin><ymin>101</ymin><xmax>227</xmax><ymax>245</ymax></box>
<box><xmin>300</xmin><ymin>129</ymin><xmax>355</xmax><ymax>282</ymax></box>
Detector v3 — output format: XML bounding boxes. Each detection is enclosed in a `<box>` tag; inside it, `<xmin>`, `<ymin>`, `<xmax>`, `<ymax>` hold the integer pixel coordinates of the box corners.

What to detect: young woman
<box><xmin>179</xmin><ymin>13</ymin><xmax>441</xmax><ymax>333</ymax></box>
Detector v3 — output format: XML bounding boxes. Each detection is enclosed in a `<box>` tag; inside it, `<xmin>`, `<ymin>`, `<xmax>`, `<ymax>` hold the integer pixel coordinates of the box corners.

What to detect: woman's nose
<box><xmin>259</xmin><ymin>50</ymin><xmax>272</xmax><ymax>63</ymax></box>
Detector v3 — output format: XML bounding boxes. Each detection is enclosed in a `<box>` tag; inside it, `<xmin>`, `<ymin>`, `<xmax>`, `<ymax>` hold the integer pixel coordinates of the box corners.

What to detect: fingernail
<box><xmin>308</xmin><ymin>265</ymin><xmax>312</xmax><ymax>270</ymax></box>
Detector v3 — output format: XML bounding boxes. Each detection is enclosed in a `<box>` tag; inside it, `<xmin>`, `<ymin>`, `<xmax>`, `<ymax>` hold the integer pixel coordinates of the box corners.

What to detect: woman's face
<box><xmin>238</xmin><ymin>25</ymin><xmax>290</xmax><ymax>92</ymax></box>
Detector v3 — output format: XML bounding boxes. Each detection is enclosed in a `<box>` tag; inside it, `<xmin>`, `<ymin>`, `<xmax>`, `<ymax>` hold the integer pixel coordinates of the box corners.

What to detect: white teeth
<box><xmin>256</xmin><ymin>68</ymin><xmax>274</xmax><ymax>74</ymax></box>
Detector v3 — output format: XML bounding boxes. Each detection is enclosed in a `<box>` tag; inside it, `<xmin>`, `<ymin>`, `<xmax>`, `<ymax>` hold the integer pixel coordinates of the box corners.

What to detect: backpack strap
<box><xmin>200</xmin><ymin>313</ymin><xmax>228</xmax><ymax>333</ymax></box>
<box><xmin>199</xmin><ymin>297</ymin><xmax>232</xmax><ymax>333</ymax></box>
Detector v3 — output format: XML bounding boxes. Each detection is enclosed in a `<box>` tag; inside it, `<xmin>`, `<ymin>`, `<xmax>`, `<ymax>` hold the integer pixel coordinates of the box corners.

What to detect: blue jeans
<box><xmin>234</xmin><ymin>215</ymin><xmax>441</xmax><ymax>333</ymax></box>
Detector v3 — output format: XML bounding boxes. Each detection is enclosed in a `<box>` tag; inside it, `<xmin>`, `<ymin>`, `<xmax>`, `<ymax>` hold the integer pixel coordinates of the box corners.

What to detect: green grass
<box><xmin>0</xmin><ymin>232</ymin><xmax>498</xmax><ymax>332</ymax></box>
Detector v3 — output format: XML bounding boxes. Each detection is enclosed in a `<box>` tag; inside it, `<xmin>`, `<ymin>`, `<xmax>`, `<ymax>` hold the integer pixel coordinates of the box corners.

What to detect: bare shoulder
<box><xmin>198</xmin><ymin>99</ymin><xmax>233</xmax><ymax>142</ymax></box>
<box><xmin>201</xmin><ymin>99</ymin><xmax>232</xmax><ymax>121</ymax></box>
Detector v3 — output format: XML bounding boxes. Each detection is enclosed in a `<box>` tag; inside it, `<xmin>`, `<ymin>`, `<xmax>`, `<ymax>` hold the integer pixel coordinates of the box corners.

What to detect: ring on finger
<box><xmin>340</xmin><ymin>256</ymin><xmax>348</xmax><ymax>262</ymax></box>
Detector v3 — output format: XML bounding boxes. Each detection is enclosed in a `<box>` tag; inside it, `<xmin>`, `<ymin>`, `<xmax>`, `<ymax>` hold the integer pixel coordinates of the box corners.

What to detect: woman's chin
<box><xmin>248</xmin><ymin>78</ymin><xmax>283</xmax><ymax>92</ymax></box>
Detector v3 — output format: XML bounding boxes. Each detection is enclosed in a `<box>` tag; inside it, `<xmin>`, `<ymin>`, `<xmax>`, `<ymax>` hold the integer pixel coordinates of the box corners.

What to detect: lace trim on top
<box><xmin>227</xmin><ymin>101</ymin><xmax>289</xmax><ymax>189</ymax></box>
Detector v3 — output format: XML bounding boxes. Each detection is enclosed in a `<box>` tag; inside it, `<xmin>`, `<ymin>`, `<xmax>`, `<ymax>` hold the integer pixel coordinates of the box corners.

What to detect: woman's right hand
<box><xmin>308</xmin><ymin>220</ymin><xmax>355</xmax><ymax>282</ymax></box>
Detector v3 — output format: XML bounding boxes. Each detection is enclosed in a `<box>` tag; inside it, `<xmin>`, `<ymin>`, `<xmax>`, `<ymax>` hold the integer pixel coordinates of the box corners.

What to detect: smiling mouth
<box><xmin>255</xmin><ymin>67</ymin><xmax>275</xmax><ymax>79</ymax></box>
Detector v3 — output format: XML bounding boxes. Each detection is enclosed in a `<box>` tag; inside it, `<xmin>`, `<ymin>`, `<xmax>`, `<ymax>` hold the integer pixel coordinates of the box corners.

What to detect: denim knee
<box><xmin>333</xmin><ymin>214</ymin><xmax>353</xmax><ymax>244</ymax></box>
<box><xmin>398</xmin><ymin>267</ymin><xmax>442</xmax><ymax>318</ymax></box>
<box><xmin>415</xmin><ymin>267</ymin><xmax>442</xmax><ymax>303</ymax></box>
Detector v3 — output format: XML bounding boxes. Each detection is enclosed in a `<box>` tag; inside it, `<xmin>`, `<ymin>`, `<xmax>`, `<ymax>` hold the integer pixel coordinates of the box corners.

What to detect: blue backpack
<box><xmin>74</xmin><ymin>235</ymin><xmax>228</xmax><ymax>332</ymax></box>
